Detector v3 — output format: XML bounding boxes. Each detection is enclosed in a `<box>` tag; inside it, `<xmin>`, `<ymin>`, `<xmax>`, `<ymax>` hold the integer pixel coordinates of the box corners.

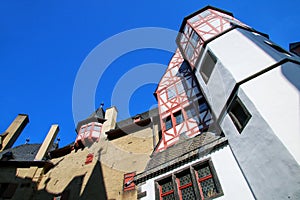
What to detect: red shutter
<box><xmin>123</xmin><ymin>172</ymin><xmax>136</xmax><ymax>191</ymax></box>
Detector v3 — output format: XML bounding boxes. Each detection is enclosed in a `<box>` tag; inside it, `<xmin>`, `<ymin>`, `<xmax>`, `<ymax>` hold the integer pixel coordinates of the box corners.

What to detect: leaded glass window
<box><xmin>196</xmin><ymin>163</ymin><xmax>218</xmax><ymax>199</ymax></box>
<box><xmin>155</xmin><ymin>160</ymin><xmax>222</xmax><ymax>200</ymax></box>
<box><xmin>159</xmin><ymin>178</ymin><xmax>175</xmax><ymax>200</ymax></box>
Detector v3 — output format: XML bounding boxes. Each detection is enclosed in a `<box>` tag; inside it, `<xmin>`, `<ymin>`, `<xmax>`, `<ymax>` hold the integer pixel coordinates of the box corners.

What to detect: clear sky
<box><xmin>0</xmin><ymin>1</ymin><xmax>299</xmax><ymax>147</ymax></box>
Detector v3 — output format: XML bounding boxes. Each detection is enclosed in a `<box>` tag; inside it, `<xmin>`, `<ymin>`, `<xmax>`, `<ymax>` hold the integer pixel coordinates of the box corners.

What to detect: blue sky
<box><xmin>0</xmin><ymin>1</ymin><xmax>299</xmax><ymax>147</ymax></box>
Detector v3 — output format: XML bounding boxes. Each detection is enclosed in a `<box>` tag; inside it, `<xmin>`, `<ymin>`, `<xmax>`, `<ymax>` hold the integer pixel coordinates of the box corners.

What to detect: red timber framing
<box><xmin>155</xmin><ymin>49</ymin><xmax>212</xmax><ymax>152</ymax></box>
<box><xmin>178</xmin><ymin>7</ymin><xmax>247</xmax><ymax>68</ymax></box>
<box><xmin>75</xmin><ymin>122</ymin><xmax>102</xmax><ymax>147</ymax></box>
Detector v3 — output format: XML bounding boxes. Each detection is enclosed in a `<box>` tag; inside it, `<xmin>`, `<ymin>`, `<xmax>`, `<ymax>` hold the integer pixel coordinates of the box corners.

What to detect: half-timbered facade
<box><xmin>155</xmin><ymin>49</ymin><xmax>213</xmax><ymax>152</ymax></box>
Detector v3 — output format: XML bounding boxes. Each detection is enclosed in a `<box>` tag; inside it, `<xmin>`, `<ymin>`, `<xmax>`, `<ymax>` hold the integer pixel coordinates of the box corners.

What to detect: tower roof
<box><xmin>76</xmin><ymin>106</ymin><xmax>106</xmax><ymax>132</ymax></box>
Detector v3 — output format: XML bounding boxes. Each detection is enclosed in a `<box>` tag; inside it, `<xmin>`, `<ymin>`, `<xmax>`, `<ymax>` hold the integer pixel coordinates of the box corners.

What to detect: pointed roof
<box><xmin>76</xmin><ymin>106</ymin><xmax>106</xmax><ymax>132</ymax></box>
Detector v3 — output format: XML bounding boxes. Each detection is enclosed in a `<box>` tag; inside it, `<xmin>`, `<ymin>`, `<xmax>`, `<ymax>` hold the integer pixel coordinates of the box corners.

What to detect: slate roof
<box><xmin>76</xmin><ymin>107</ymin><xmax>106</xmax><ymax>131</ymax></box>
<box><xmin>88</xmin><ymin>107</ymin><xmax>105</xmax><ymax>119</ymax></box>
<box><xmin>0</xmin><ymin>144</ymin><xmax>41</xmax><ymax>161</ymax></box>
<box><xmin>135</xmin><ymin>132</ymin><xmax>227</xmax><ymax>183</ymax></box>
<box><xmin>115</xmin><ymin>107</ymin><xmax>159</xmax><ymax>130</ymax></box>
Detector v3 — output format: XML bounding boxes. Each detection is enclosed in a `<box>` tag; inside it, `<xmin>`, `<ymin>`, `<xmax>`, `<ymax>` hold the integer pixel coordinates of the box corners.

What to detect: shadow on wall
<box><xmin>281</xmin><ymin>63</ymin><xmax>300</xmax><ymax>92</ymax></box>
<box><xmin>0</xmin><ymin>160</ymin><xmax>108</xmax><ymax>200</ymax></box>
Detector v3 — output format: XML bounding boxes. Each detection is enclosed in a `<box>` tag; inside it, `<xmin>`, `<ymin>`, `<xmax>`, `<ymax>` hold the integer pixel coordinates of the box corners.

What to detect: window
<box><xmin>176</xmin><ymin>82</ymin><xmax>185</xmax><ymax>95</ymax></box>
<box><xmin>177</xmin><ymin>172</ymin><xmax>197</xmax><ymax>199</ymax></box>
<box><xmin>228</xmin><ymin>97</ymin><xmax>251</xmax><ymax>133</ymax></box>
<box><xmin>86</xmin><ymin>125</ymin><xmax>92</xmax><ymax>132</ymax></box>
<box><xmin>164</xmin><ymin>116</ymin><xmax>173</xmax><ymax>130</ymax></box>
<box><xmin>185</xmin><ymin>105</ymin><xmax>197</xmax><ymax>119</ymax></box>
<box><xmin>195</xmin><ymin>163</ymin><xmax>218</xmax><ymax>198</ymax></box>
<box><xmin>200</xmin><ymin>50</ymin><xmax>217</xmax><ymax>83</ymax></box>
<box><xmin>167</xmin><ymin>86</ymin><xmax>176</xmax><ymax>100</ymax></box>
<box><xmin>0</xmin><ymin>183</ymin><xmax>18</xmax><ymax>199</ymax></box>
<box><xmin>158</xmin><ymin>177</ymin><xmax>175</xmax><ymax>199</ymax></box>
<box><xmin>190</xmin><ymin>31</ymin><xmax>200</xmax><ymax>47</ymax></box>
<box><xmin>94</xmin><ymin>125</ymin><xmax>101</xmax><ymax>132</ymax></box>
<box><xmin>156</xmin><ymin>160</ymin><xmax>222</xmax><ymax>200</ymax></box>
<box><xmin>174</xmin><ymin>111</ymin><xmax>184</xmax><ymax>125</ymax></box>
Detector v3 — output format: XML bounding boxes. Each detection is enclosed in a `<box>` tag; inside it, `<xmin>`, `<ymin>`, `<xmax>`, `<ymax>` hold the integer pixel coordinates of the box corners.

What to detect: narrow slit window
<box><xmin>200</xmin><ymin>50</ymin><xmax>217</xmax><ymax>83</ymax></box>
<box><xmin>228</xmin><ymin>97</ymin><xmax>251</xmax><ymax>133</ymax></box>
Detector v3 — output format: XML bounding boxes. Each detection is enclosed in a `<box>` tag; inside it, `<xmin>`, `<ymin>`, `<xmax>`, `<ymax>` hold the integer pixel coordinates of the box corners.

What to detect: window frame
<box><xmin>155</xmin><ymin>159</ymin><xmax>223</xmax><ymax>200</ymax></box>
<box><xmin>164</xmin><ymin>115</ymin><xmax>173</xmax><ymax>130</ymax></box>
<box><xmin>200</xmin><ymin>50</ymin><xmax>217</xmax><ymax>84</ymax></box>
<box><xmin>174</xmin><ymin>110</ymin><xmax>184</xmax><ymax>125</ymax></box>
<box><xmin>228</xmin><ymin>96</ymin><xmax>251</xmax><ymax>133</ymax></box>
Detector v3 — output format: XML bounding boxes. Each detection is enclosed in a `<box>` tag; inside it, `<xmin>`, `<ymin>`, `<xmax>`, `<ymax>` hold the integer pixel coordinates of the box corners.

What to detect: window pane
<box><xmin>174</xmin><ymin>111</ymin><xmax>184</xmax><ymax>125</ymax></box>
<box><xmin>186</xmin><ymin>107</ymin><xmax>196</xmax><ymax>119</ymax></box>
<box><xmin>162</xmin><ymin>193</ymin><xmax>175</xmax><ymax>200</ymax></box>
<box><xmin>179</xmin><ymin>173</ymin><xmax>192</xmax><ymax>186</ymax></box>
<box><xmin>87</xmin><ymin>125</ymin><xmax>92</xmax><ymax>131</ymax></box>
<box><xmin>165</xmin><ymin>116</ymin><xmax>173</xmax><ymax>130</ymax></box>
<box><xmin>167</xmin><ymin>86</ymin><xmax>176</xmax><ymax>99</ymax></box>
<box><xmin>186</xmin><ymin>43</ymin><xmax>194</xmax><ymax>60</ymax></box>
<box><xmin>176</xmin><ymin>82</ymin><xmax>184</xmax><ymax>94</ymax></box>
<box><xmin>199</xmin><ymin>103</ymin><xmax>208</xmax><ymax>113</ymax></box>
<box><xmin>94</xmin><ymin>126</ymin><xmax>101</xmax><ymax>132</ymax></box>
<box><xmin>199</xmin><ymin>10</ymin><xmax>211</xmax><ymax>18</ymax></box>
<box><xmin>190</xmin><ymin>31</ymin><xmax>200</xmax><ymax>47</ymax></box>
<box><xmin>80</xmin><ymin>127</ymin><xmax>85</xmax><ymax>133</ymax></box>
<box><xmin>228</xmin><ymin>97</ymin><xmax>251</xmax><ymax>133</ymax></box>
<box><xmin>197</xmin><ymin>166</ymin><xmax>211</xmax><ymax>178</ymax></box>
<box><xmin>161</xmin><ymin>181</ymin><xmax>173</xmax><ymax>193</ymax></box>
<box><xmin>200</xmin><ymin>178</ymin><xmax>217</xmax><ymax>198</ymax></box>
<box><xmin>200</xmin><ymin>50</ymin><xmax>217</xmax><ymax>83</ymax></box>
<box><xmin>181</xmin><ymin>186</ymin><xmax>196</xmax><ymax>200</ymax></box>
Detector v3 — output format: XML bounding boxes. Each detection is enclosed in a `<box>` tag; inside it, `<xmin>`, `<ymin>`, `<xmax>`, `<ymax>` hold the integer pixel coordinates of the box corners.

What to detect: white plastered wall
<box><xmin>241</xmin><ymin>62</ymin><xmax>300</xmax><ymax>164</ymax></box>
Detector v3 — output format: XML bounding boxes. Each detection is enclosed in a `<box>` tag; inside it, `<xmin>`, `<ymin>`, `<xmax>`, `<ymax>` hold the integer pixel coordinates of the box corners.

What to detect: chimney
<box><xmin>0</xmin><ymin>114</ymin><xmax>29</xmax><ymax>151</ymax></box>
<box><xmin>102</xmin><ymin>106</ymin><xmax>118</xmax><ymax>133</ymax></box>
<box><xmin>35</xmin><ymin>125</ymin><xmax>59</xmax><ymax>161</ymax></box>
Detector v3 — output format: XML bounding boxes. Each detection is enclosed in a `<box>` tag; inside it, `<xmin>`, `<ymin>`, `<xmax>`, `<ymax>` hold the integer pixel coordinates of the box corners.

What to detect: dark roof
<box><xmin>105</xmin><ymin>108</ymin><xmax>159</xmax><ymax>140</ymax></box>
<box><xmin>88</xmin><ymin>107</ymin><xmax>105</xmax><ymax>119</ymax></box>
<box><xmin>0</xmin><ymin>144</ymin><xmax>41</xmax><ymax>161</ymax></box>
<box><xmin>115</xmin><ymin>107</ymin><xmax>158</xmax><ymax>130</ymax></box>
<box><xmin>135</xmin><ymin>132</ymin><xmax>227</xmax><ymax>183</ymax></box>
<box><xmin>76</xmin><ymin>107</ymin><xmax>106</xmax><ymax>131</ymax></box>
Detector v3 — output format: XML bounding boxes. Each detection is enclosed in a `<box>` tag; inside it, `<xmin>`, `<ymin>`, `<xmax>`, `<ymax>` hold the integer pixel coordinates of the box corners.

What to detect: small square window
<box><xmin>164</xmin><ymin>116</ymin><xmax>173</xmax><ymax>130</ymax></box>
<box><xmin>200</xmin><ymin>50</ymin><xmax>217</xmax><ymax>83</ymax></box>
<box><xmin>174</xmin><ymin>111</ymin><xmax>184</xmax><ymax>125</ymax></box>
<box><xmin>228</xmin><ymin>97</ymin><xmax>251</xmax><ymax>133</ymax></box>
